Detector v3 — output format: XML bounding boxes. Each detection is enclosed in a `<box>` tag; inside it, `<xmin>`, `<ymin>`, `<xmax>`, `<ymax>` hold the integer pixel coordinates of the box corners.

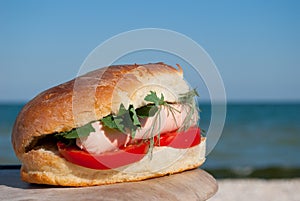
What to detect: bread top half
<box><xmin>12</xmin><ymin>63</ymin><xmax>190</xmax><ymax>158</ymax></box>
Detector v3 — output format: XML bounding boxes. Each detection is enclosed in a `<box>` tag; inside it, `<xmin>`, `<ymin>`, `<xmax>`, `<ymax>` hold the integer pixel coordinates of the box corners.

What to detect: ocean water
<box><xmin>1</xmin><ymin>103</ymin><xmax>300</xmax><ymax>178</ymax></box>
<box><xmin>200</xmin><ymin>103</ymin><xmax>300</xmax><ymax>178</ymax></box>
<box><xmin>0</xmin><ymin>104</ymin><xmax>24</xmax><ymax>164</ymax></box>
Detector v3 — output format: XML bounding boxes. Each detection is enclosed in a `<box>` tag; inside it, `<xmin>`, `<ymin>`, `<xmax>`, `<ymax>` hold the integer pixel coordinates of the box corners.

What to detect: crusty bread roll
<box><xmin>12</xmin><ymin>62</ymin><xmax>206</xmax><ymax>186</ymax></box>
<box><xmin>20</xmin><ymin>139</ymin><xmax>206</xmax><ymax>186</ymax></box>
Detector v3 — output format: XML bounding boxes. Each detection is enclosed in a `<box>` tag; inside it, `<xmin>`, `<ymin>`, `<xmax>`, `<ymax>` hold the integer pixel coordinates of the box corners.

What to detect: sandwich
<box><xmin>12</xmin><ymin>62</ymin><xmax>206</xmax><ymax>186</ymax></box>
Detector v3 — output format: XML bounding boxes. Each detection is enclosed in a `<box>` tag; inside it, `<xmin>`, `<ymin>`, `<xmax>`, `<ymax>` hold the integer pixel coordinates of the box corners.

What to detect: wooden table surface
<box><xmin>0</xmin><ymin>168</ymin><xmax>218</xmax><ymax>201</ymax></box>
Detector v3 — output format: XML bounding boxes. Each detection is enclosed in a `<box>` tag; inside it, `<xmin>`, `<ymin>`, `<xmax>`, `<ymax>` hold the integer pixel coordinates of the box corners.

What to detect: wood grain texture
<box><xmin>0</xmin><ymin>168</ymin><xmax>217</xmax><ymax>201</ymax></box>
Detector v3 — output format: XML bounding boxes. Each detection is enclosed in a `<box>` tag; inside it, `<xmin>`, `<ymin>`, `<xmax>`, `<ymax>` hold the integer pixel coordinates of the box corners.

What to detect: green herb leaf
<box><xmin>118</xmin><ymin>103</ymin><xmax>127</xmax><ymax>116</ymax></box>
<box><xmin>100</xmin><ymin>104</ymin><xmax>141</xmax><ymax>136</ymax></box>
<box><xmin>144</xmin><ymin>91</ymin><xmax>165</xmax><ymax>106</ymax></box>
<box><xmin>57</xmin><ymin>123</ymin><xmax>95</xmax><ymax>139</ymax></box>
<box><xmin>100</xmin><ymin>91</ymin><xmax>167</xmax><ymax>136</ymax></box>
<box><xmin>101</xmin><ymin>115</ymin><xmax>118</xmax><ymax>129</ymax></box>
<box><xmin>177</xmin><ymin>88</ymin><xmax>200</xmax><ymax>132</ymax></box>
<box><xmin>136</xmin><ymin>105</ymin><xmax>158</xmax><ymax>118</ymax></box>
<box><xmin>114</xmin><ymin>117</ymin><xmax>126</xmax><ymax>133</ymax></box>
<box><xmin>129</xmin><ymin>105</ymin><xmax>141</xmax><ymax>126</ymax></box>
<box><xmin>179</xmin><ymin>88</ymin><xmax>199</xmax><ymax>103</ymax></box>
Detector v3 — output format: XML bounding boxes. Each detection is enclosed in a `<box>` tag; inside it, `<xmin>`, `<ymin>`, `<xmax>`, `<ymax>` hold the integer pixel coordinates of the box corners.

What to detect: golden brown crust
<box><xmin>20</xmin><ymin>162</ymin><xmax>204</xmax><ymax>186</ymax></box>
<box><xmin>12</xmin><ymin>63</ymin><xmax>188</xmax><ymax>158</ymax></box>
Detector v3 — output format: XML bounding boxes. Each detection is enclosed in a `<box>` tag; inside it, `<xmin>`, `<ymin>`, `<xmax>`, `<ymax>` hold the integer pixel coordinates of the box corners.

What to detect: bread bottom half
<box><xmin>21</xmin><ymin>138</ymin><xmax>206</xmax><ymax>186</ymax></box>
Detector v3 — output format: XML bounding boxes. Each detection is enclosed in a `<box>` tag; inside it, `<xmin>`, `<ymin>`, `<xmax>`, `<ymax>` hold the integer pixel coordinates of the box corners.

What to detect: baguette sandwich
<box><xmin>12</xmin><ymin>62</ymin><xmax>206</xmax><ymax>186</ymax></box>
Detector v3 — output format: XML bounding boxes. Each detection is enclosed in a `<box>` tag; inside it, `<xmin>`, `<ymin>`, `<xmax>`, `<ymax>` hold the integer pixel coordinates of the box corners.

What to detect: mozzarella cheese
<box><xmin>76</xmin><ymin>104</ymin><xmax>198</xmax><ymax>154</ymax></box>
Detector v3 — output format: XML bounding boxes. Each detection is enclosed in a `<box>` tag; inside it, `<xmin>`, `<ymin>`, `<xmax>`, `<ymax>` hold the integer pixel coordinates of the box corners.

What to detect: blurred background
<box><xmin>1</xmin><ymin>0</ymin><xmax>299</xmax><ymax>178</ymax></box>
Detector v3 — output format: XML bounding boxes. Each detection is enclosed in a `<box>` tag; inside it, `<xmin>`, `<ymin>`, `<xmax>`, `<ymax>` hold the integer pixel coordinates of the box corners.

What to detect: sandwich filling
<box><xmin>76</xmin><ymin>103</ymin><xmax>197</xmax><ymax>154</ymax></box>
<box><xmin>55</xmin><ymin>90</ymin><xmax>203</xmax><ymax>170</ymax></box>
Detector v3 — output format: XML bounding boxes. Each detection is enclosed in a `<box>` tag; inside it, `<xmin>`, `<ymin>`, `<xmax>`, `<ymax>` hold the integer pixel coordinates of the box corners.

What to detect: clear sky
<box><xmin>1</xmin><ymin>0</ymin><xmax>299</xmax><ymax>102</ymax></box>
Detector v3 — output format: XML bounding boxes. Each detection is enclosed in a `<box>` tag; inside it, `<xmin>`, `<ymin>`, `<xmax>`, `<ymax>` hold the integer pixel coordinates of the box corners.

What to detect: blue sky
<box><xmin>1</xmin><ymin>0</ymin><xmax>299</xmax><ymax>102</ymax></box>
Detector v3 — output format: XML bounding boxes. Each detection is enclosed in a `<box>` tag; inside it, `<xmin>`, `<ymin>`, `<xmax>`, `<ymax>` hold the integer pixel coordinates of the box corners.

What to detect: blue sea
<box><xmin>1</xmin><ymin>103</ymin><xmax>300</xmax><ymax>178</ymax></box>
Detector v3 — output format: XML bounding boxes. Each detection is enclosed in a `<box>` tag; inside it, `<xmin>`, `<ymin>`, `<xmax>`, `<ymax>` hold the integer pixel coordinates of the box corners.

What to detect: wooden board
<box><xmin>0</xmin><ymin>168</ymin><xmax>217</xmax><ymax>201</ymax></box>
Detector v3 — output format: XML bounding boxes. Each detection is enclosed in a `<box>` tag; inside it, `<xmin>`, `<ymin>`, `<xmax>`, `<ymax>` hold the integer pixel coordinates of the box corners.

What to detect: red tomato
<box><xmin>155</xmin><ymin>127</ymin><xmax>201</xmax><ymax>149</ymax></box>
<box><xmin>57</xmin><ymin>127</ymin><xmax>201</xmax><ymax>170</ymax></box>
<box><xmin>57</xmin><ymin>141</ymin><xmax>149</xmax><ymax>170</ymax></box>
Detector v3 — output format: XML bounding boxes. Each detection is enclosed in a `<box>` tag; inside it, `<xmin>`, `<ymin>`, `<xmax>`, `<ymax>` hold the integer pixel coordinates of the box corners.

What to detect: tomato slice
<box><xmin>57</xmin><ymin>127</ymin><xmax>201</xmax><ymax>170</ymax></box>
<box><xmin>155</xmin><ymin>127</ymin><xmax>201</xmax><ymax>149</ymax></box>
<box><xmin>57</xmin><ymin>141</ymin><xmax>149</xmax><ymax>170</ymax></box>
